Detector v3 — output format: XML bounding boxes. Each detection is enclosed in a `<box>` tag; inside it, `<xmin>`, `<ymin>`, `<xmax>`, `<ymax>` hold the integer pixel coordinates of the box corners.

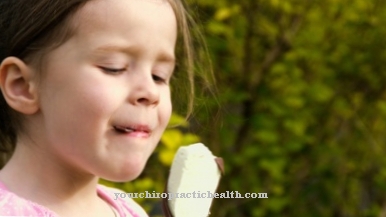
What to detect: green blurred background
<box><xmin>101</xmin><ymin>0</ymin><xmax>386</xmax><ymax>216</ymax></box>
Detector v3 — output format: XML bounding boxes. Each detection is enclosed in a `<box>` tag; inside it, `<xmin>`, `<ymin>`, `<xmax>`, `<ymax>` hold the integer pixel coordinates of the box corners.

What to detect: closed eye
<box><xmin>152</xmin><ymin>74</ymin><xmax>167</xmax><ymax>84</ymax></box>
<box><xmin>99</xmin><ymin>66</ymin><xmax>126</xmax><ymax>74</ymax></box>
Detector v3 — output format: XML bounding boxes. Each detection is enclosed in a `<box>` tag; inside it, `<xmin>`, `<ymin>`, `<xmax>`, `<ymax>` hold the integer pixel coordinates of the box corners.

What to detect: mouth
<box><xmin>113</xmin><ymin>125</ymin><xmax>151</xmax><ymax>135</ymax></box>
<box><xmin>114</xmin><ymin>126</ymin><xmax>135</xmax><ymax>133</ymax></box>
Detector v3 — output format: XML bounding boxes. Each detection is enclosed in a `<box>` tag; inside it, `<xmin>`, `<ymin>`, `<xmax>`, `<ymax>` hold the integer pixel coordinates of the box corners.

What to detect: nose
<box><xmin>129</xmin><ymin>73</ymin><xmax>160</xmax><ymax>106</ymax></box>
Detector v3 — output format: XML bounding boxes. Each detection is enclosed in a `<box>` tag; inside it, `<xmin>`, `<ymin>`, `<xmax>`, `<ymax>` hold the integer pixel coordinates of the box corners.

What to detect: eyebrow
<box><xmin>93</xmin><ymin>45</ymin><xmax>176</xmax><ymax>64</ymax></box>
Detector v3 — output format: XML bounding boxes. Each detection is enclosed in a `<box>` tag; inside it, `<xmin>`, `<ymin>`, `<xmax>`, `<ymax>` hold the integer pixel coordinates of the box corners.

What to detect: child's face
<box><xmin>34</xmin><ymin>0</ymin><xmax>176</xmax><ymax>181</ymax></box>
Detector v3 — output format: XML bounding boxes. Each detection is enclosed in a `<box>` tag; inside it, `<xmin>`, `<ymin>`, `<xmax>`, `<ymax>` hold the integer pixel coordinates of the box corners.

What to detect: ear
<box><xmin>0</xmin><ymin>57</ymin><xmax>39</xmax><ymax>115</ymax></box>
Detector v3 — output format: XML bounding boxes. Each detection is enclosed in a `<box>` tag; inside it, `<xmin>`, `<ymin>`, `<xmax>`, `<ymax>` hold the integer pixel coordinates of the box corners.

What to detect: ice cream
<box><xmin>163</xmin><ymin>143</ymin><xmax>223</xmax><ymax>217</ymax></box>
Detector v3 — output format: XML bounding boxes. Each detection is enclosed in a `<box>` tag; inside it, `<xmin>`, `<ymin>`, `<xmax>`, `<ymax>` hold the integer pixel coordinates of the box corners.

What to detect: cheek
<box><xmin>40</xmin><ymin>77</ymin><xmax>118</xmax><ymax>140</ymax></box>
<box><xmin>160</xmin><ymin>91</ymin><xmax>173</xmax><ymax>125</ymax></box>
<box><xmin>70</xmin><ymin>86</ymin><xmax>117</xmax><ymax>118</ymax></box>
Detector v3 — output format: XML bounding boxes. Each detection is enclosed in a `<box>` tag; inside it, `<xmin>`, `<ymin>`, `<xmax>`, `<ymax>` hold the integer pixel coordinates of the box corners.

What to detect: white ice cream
<box><xmin>167</xmin><ymin>143</ymin><xmax>221</xmax><ymax>217</ymax></box>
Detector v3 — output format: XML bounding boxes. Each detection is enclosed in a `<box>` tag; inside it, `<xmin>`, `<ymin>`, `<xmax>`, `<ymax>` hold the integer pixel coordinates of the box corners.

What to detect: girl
<box><xmin>0</xmin><ymin>0</ymin><xmax>200</xmax><ymax>216</ymax></box>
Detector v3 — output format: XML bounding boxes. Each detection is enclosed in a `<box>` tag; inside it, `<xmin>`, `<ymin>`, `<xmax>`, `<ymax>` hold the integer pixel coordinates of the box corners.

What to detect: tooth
<box><xmin>124</xmin><ymin>128</ymin><xmax>134</xmax><ymax>132</ymax></box>
<box><xmin>114</xmin><ymin>126</ymin><xmax>134</xmax><ymax>133</ymax></box>
<box><xmin>165</xmin><ymin>143</ymin><xmax>223</xmax><ymax>217</ymax></box>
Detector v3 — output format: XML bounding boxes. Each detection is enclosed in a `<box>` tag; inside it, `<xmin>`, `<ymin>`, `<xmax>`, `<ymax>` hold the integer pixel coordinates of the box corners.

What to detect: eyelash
<box><xmin>100</xmin><ymin>66</ymin><xmax>168</xmax><ymax>84</ymax></box>
<box><xmin>100</xmin><ymin>67</ymin><xmax>126</xmax><ymax>74</ymax></box>
<box><xmin>152</xmin><ymin>74</ymin><xmax>167</xmax><ymax>84</ymax></box>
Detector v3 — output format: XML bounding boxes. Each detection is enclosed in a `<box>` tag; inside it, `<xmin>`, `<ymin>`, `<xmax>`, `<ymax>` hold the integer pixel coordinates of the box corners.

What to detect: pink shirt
<box><xmin>0</xmin><ymin>182</ymin><xmax>148</xmax><ymax>217</ymax></box>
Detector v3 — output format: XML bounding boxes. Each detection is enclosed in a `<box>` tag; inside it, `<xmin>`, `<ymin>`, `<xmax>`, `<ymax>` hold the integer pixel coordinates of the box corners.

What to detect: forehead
<box><xmin>65</xmin><ymin>0</ymin><xmax>177</xmax><ymax>58</ymax></box>
<box><xmin>74</xmin><ymin>0</ymin><xmax>176</xmax><ymax>30</ymax></box>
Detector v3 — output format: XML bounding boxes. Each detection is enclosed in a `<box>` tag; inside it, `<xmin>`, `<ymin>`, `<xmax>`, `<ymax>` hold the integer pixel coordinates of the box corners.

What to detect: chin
<box><xmin>101</xmin><ymin>161</ymin><xmax>146</xmax><ymax>182</ymax></box>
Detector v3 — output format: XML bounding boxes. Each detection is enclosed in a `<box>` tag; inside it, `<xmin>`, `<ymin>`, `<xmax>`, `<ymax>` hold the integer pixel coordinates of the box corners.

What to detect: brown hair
<box><xmin>0</xmin><ymin>0</ymin><xmax>201</xmax><ymax>165</ymax></box>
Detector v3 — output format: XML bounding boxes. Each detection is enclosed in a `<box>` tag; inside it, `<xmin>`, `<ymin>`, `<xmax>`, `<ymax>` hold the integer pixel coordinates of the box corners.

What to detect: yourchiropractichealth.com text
<box><xmin>113</xmin><ymin>191</ymin><xmax>268</xmax><ymax>200</ymax></box>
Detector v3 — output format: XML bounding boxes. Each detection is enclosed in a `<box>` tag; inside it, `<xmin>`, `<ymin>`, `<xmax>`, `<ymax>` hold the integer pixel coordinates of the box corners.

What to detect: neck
<box><xmin>0</xmin><ymin>135</ymin><xmax>104</xmax><ymax>216</ymax></box>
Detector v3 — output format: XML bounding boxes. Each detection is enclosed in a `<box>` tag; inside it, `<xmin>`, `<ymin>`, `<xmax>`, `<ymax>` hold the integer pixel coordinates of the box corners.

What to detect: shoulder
<box><xmin>0</xmin><ymin>186</ymin><xmax>58</xmax><ymax>216</ymax></box>
<box><xmin>98</xmin><ymin>184</ymin><xmax>149</xmax><ymax>217</ymax></box>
